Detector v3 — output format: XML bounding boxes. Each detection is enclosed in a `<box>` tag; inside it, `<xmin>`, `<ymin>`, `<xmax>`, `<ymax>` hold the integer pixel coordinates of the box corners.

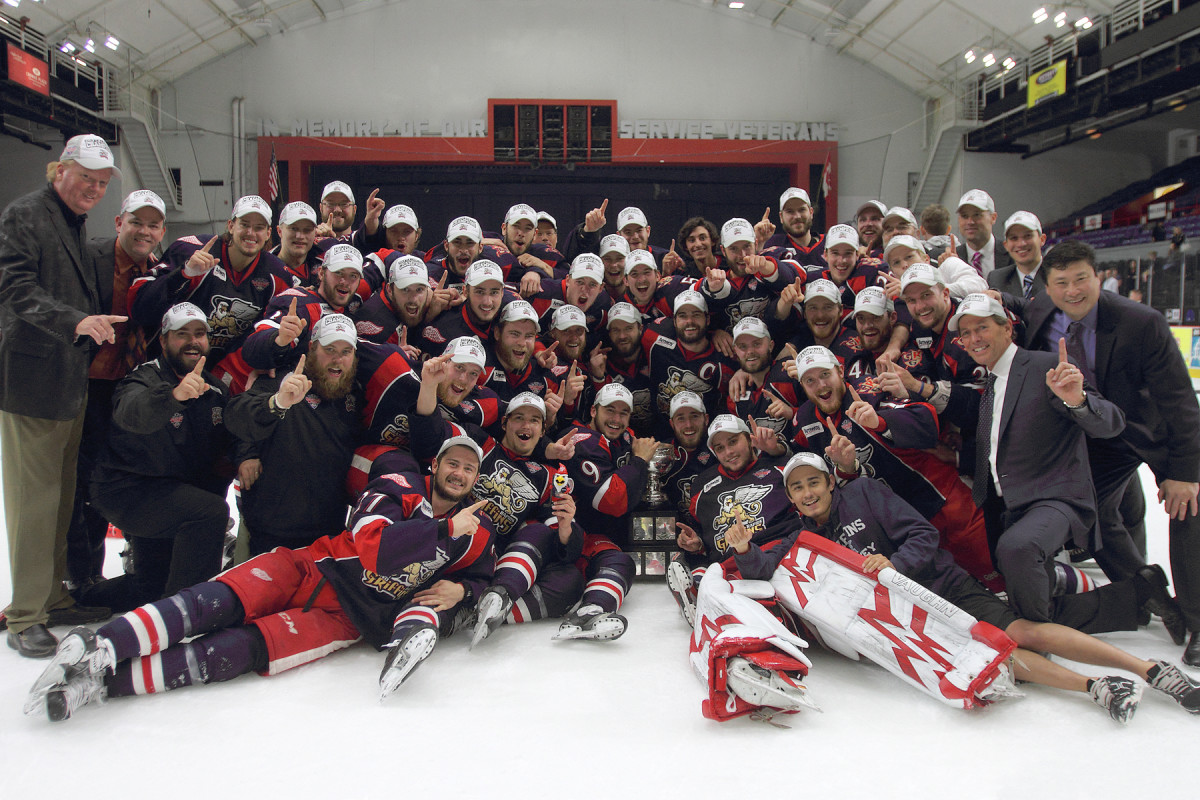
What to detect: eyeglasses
<box><xmin>322</xmin><ymin>201</ymin><xmax>354</xmax><ymax>210</ymax></box>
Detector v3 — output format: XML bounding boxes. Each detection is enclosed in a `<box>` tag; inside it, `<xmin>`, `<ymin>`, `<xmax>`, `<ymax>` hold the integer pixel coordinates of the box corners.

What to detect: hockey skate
<box><xmin>1147</xmin><ymin>661</ymin><xmax>1200</xmax><ymax>713</ymax></box>
<box><xmin>553</xmin><ymin>604</ymin><xmax>627</xmax><ymax>641</ymax></box>
<box><xmin>379</xmin><ymin>625</ymin><xmax>438</xmax><ymax>701</ymax></box>
<box><xmin>24</xmin><ymin>627</ymin><xmax>115</xmax><ymax>716</ymax></box>
<box><xmin>44</xmin><ymin>670</ymin><xmax>106</xmax><ymax>722</ymax></box>
<box><xmin>725</xmin><ymin>656</ymin><xmax>819</xmax><ymax>713</ymax></box>
<box><xmin>470</xmin><ymin>586</ymin><xmax>513</xmax><ymax>649</ymax></box>
<box><xmin>666</xmin><ymin>558</ymin><xmax>698</xmax><ymax>627</ymax></box>
<box><xmin>1089</xmin><ymin>676</ymin><xmax>1142</xmax><ymax>723</ymax></box>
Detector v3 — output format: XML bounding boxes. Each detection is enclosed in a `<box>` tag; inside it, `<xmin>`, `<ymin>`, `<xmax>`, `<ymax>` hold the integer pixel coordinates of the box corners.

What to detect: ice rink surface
<box><xmin>1</xmin><ymin>466</ymin><xmax>1196</xmax><ymax>800</ymax></box>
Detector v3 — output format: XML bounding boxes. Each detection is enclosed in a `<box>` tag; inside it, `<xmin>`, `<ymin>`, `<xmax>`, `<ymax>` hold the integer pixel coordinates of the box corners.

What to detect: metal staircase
<box><xmin>101</xmin><ymin>86</ymin><xmax>181</xmax><ymax>210</ymax></box>
<box><xmin>913</xmin><ymin>123</ymin><xmax>973</xmax><ymax>212</ymax></box>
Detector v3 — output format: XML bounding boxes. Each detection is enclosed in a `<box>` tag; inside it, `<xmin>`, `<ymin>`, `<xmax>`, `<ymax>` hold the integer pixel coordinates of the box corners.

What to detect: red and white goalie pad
<box><xmin>770</xmin><ymin>533</ymin><xmax>1017</xmax><ymax>710</ymax></box>
<box><xmin>689</xmin><ymin>567</ymin><xmax>815</xmax><ymax>722</ymax></box>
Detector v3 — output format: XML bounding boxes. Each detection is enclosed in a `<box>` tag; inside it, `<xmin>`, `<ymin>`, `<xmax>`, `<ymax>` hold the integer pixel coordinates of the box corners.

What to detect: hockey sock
<box><xmin>97</xmin><ymin>582</ymin><xmax>245</xmax><ymax>661</ymax></box>
<box><xmin>510</xmin><ymin>563</ymin><xmax>585</xmax><ymax>622</ymax></box>
<box><xmin>493</xmin><ymin>541</ymin><xmax>543</xmax><ymax>600</ymax></box>
<box><xmin>580</xmin><ymin>550</ymin><xmax>633</xmax><ymax>613</ymax></box>
<box><xmin>107</xmin><ymin>626</ymin><xmax>267</xmax><ymax>697</ymax></box>
<box><xmin>392</xmin><ymin>606</ymin><xmax>441</xmax><ymax>641</ymax></box>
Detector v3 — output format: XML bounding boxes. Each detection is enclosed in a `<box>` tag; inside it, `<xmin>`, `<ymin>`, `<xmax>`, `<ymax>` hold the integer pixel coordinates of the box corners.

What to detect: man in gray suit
<box><xmin>953</xmin><ymin>293</ymin><xmax>1181</xmax><ymax>636</ymax></box>
<box><xmin>0</xmin><ymin>135</ymin><xmax>126</xmax><ymax>657</ymax></box>
<box><xmin>987</xmin><ymin>211</ymin><xmax>1047</xmax><ymax>300</ymax></box>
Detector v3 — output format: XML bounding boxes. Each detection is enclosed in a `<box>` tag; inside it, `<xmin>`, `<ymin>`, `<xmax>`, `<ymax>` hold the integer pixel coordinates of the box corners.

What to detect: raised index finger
<box><xmin>669</xmin><ymin>239</ymin><xmax>676</xmax><ymax>253</ymax></box>
<box><xmin>848</xmin><ymin>385</ymin><xmax>863</xmax><ymax>403</ymax></box>
<box><xmin>292</xmin><ymin>354</ymin><xmax>307</xmax><ymax>376</ymax></box>
<box><xmin>200</xmin><ymin>236</ymin><xmax>218</xmax><ymax>254</ymax></box>
<box><xmin>599</xmin><ymin>198</ymin><xmax>608</xmax><ymax>214</ymax></box>
<box><xmin>466</xmin><ymin>498</ymin><xmax>489</xmax><ymax>515</ymax></box>
<box><xmin>825</xmin><ymin>417</ymin><xmax>839</xmax><ymax>437</ymax></box>
<box><xmin>192</xmin><ymin>355</ymin><xmax>207</xmax><ymax>374</ymax></box>
<box><xmin>1058</xmin><ymin>336</ymin><xmax>1069</xmax><ymax>365</ymax></box>
<box><xmin>761</xmin><ymin>207</ymin><xmax>771</xmax><ymax>223</ymax></box>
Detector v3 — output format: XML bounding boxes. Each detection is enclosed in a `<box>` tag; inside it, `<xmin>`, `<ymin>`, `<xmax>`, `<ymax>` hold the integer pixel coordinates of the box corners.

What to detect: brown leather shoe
<box><xmin>7</xmin><ymin>624</ymin><xmax>58</xmax><ymax>659</ymax></box>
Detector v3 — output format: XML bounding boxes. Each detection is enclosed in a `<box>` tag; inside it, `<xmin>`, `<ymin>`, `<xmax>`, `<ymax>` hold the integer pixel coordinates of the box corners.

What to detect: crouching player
<box><xmin>25</xmin><ymin>436</ymin><xmax>496</xmax><ymax>721</ymax></box>
<box><xmin>730</xmin><ymin>453</ymin><xmax>1200</xmax><ymax>722</ymax></box>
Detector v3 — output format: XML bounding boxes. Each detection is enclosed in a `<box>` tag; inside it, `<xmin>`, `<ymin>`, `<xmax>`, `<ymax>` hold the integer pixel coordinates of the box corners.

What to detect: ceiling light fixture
<box><xmin>1033</xmin><ymin>7</ymin><xmax>1048</xmax><ymax>23</ymax></box>
<box><xmin>982</xmin><ymin>52</ymin><xmax>996</xmax><ymax>67</ymax></box>
<box><xmin>728</xmin><ymin>1</ymin><xmax>745</xmax><ymax>7</ymax></box>
<box><xmin>964</xmin><ymin>49</ymin><xmax>976</xmax><ymax>63</ymax></box>
<box><xmin>104</xmin><ymin>35</ymin><xmax>118</xmax><ymax>50</ymax></box>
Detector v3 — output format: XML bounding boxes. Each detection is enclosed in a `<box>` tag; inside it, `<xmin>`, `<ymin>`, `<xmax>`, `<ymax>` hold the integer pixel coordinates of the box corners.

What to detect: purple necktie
<box><xmin>1022</xmin><ymin>273</ymin><xmax>1034</xmax><ymax>299</ymax></box>
<box><xmin>971</xmin><ymin>251</ymin><xmax>983</xmax><ymax>275</ymax></box>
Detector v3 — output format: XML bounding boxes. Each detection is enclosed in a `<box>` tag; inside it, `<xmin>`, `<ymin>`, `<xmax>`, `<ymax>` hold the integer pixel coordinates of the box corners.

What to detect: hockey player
<box><xmin>775</xmin><ymin>278</ymin><xmax>858</xmax><ymax>362</ymax></box>
<box><xmin>881</xmin><ymin>234</ymin><xmax>985</xmax><ymax>301</ymax></box>
<box><xmin>854</xmin><ymin>200</ymin><xmax>887</xmax><ymax>256</ymax></box>
<box><xmin>731</xmin><ymin>453</ymin><xmax>1200</xmax><ymax>722</ymax></box>
<box><xmin>588</xmin><ymin>302</ymin><xmax>654</xmax><ymax>436</ymax></box>
<box><xmin>526</xmin><ymin>252</ymin><xmax>611</xmax><ymax>334</ymax></box>
<box><xmin>272</xmin><ymin>201</ymin><xmax>322</xmax><ymax>287</ymax></box>
<box><xmin>701</xmin><ymin>217</ymin><xmax>796</xmax><ymax>334</ymax></box>
<box><xmin>352</xmin><ymin>255</ymin><xmax>433</xmax><ymax>348</ymax></box>
<box><xmin>616</xmin><ymin>206</ymin><xmax>671</xmax><ymax>268</ymax></box>
<box><xmin>26</xmin><ymin>436</ymin><xmax>497</xmax><ymax>721</ymax></box>
<box><xmin>758</xmin><ymin>187</ymin><xmax>826</xmax><ymax>268</ymax></box>
<box><xmin>418</xmin><ymin>260</ymin><xmax>512</xmax><ymax>357</ymax></box>
<box><xmin>480</xmin><ymin>300</ymin><xmax>579</xmax><ymax>414</ymax></box>
<box><xmin>599</xmin><ymin>234</ymin><xmax>630</xmax><ymax>300</ymax></box>
<box><xmin>314</xmin><ymin>180</ymin><xmax>357</xmax><ymax>242</ymax></box>
<box><xmin>726</xmin><ymin>316</ymin><xmax>794</xmax><ymax>438</ymax></box>
<box><xmin>675</xmin><ymin>217</ymin><xmax>721</xmax><ymax>278</ymax></box>
<box><xmin>496</xmin><ymin>203</ymin><xmax>567</xmax><ymax>285</ymax></box>
<box><xmin>621</xmin><ymin>248</ymin><xmax>697</xmax><ymax>323</ymax></box>
<box><xmin>841</xmin><ymin>286</ymin><xmax>937</xmax><ymax>405</ymax></box>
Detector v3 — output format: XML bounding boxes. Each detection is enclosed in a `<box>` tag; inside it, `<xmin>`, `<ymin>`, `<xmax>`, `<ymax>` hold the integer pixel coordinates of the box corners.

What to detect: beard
<box><xmin>305</xmin><ymin>355</ymin><xmax>357</xmax><ymax>400</ymax></box>
<box><xmin>165</xmin><ymin>346</ymin><xmax>206</xmax><ymax>378</ymax></box>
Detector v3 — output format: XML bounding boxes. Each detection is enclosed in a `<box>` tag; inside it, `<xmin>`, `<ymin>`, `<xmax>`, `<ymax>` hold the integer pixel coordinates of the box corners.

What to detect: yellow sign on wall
<box><xmin>1027</xmin><ymin>60</ymin><xmax>1068</xmax><ymax>109</ymax></box>
<box><xmin>1170</xmin><ymin>326</ymin><xmax>1200</xmax><ymax>380</ymax></box>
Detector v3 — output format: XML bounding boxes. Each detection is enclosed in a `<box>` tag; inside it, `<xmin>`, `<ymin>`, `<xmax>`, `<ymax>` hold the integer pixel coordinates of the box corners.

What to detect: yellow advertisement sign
<box><xmin>1027</xmin><ymin>60</ymin><xmax>1068</xmax><ymax>109</ymax></box>
<box><xmin>1169</xmin><ymin>326</ymin><xmax>1200</xmax><ymax>380</ymax></box>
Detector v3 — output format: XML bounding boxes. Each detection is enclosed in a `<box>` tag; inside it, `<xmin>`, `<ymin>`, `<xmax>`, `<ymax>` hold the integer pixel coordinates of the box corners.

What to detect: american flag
<box><xmin>266</xmin><ymin>145</ymin><xmax>280</xmax><ymax>204</ymax></box>
<box><xmin>821</xmin><ymin>149</ymin><xmax>833</xmax><ymax>199</ymax></box>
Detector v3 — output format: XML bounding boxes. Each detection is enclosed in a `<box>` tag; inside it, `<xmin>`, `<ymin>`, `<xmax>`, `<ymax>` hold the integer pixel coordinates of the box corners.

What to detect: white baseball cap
<box><xmin>537</xmin><ymin>211</ymin><xmax>557</xmax><ymax>229</ymax></box>
<box><xmin>795</xmin><ymin>345</ymin><xmax>839</xmax><ymax>377</ymax></box>
<box><xmin>1004</xmin><ymin>210</ymin><xmax>1042</xmax><ymax>235</ymax></box>
<box><xmin>824</xmin><ymin>224</ymin><xmax>859</xmax><ymax>251</ymax></box>
<box><xmin>721</xmin><ymin>218</ymin><xmax>755</xmax><ymax>248</ymax></box>
<box><xmin>669</xmin><ymin>391</ymin><xmax>706</xmax><ymax>418</ymax></box>
<box><xmin>231</xmin><ymin>195</ymin><xmax>272</xmax><ymax>224</ymax></box>
<box><xmin>436</xmin><ymin>435</ymin><xmax>484</xmax><ymax>464</ymax></box>
<box><xmin>464</xmin><ymin>260</ymin><xmax>504</xmax><ymax>287</ymax></box>
<box><xmin>947</xmin><ymin>292</ymin><xmax>1008</xmax><ymax>331</ymax></box>
<box><xmin>779</xmin><ymin>187</ymin><xmax>811</xmax><ymax>210</ymax></box>
<box><xmin>856</xmin><ymin>200</ymin><xmax>887</xmax><ymax>219</ymax></box>
<box><xmin>732</xmin><ymin>317</ymin><xmax>771</xmax><ymax>341</ymax></box>
<box><xmin>600</xmin><ymin>234</ymin><xmax>630</xmax><ymax>257</ymax></box>
<box><xmin>278</xmin><ymin>201</ymin><xmax>317</xmax><ymax>226</ymax></box>
<box><xmin>120</xmin><ymin>190</ymin><xmax>165</xmax><ymax>217</ymax></box>
<box><xmin>883</xmin><ymin>206</ymin><xmax>918</xmax><ymax>228</ymax></box>
<box><xmin>162</xmin><ymin>302</ymin><xmax>209</xmax><ymax>332</ymax></box>
<box><xmin>617</xmin><ymin>207</ymin><xmax>648</xmax><ymax>229</ymax></box>
<box><xmin>321</xmin><ymin>181</ymin><xmax>355</xmax><ymax>203</ymax></box>
<box><xmin>323</xmin><ymin>243</ymin><xmax>364</xmax><ymax>275</ymax></box>
<box><xmin>447</xmin><ymin>216</ymin><xmax>483</xmax><ymax>244</ymax></box>
<box><xmin>60</xmin><ymin>134</ymin><xmax>121</xmax><ymax>178</ymax></box>
<box><xmin>623</xmin><ymin>249</ymin><xmax>657</xmax><ymax>275</ymax></box>
<box><xmin>506</xmin><ymin>391</ymin><xmax>547</xmax><ymax>418</ymax></box>
<box><xmin>444</xmin><ymin>336</ymin><xmax>486</xmax><ymax>368</ymax></box>
<box><xmin>804</xmin><ymin>279</ymin><xmax>842</xmax><ymax>306</ymax></box>
<box><xmin>782</xmin><ymin>451</ymin><xmax>830</xmax><ymax>482</ymax></box>
<box><xmin>606</xmin><ymin>302</ymin><xmax>641</xmax><ymax>327</ymax></box>
<box><xmin>883</xmin><ymin>234</ymin><xmax>924</xmax><ymax>258</ymax></box>
<box><xmin>673</xmin><ymin>290</ymin><xmax>707</xmax><ymax>314</ymax></box>
<box><xmin>383</xmin><ymin>204</ymin><xmax>419</xmax><ymax>230</ymax></box>
<box><xmin>595</xmin><ymin>382</ymin><xmax>634</xmax><ymax>409</ymax></box>
<box><xmin>505</xmin><ymin>203</ymin><xmax>538</xmax><ymax>227</ymax></box>
<box><xmin>498</xmin><ymin>300</ymin><xmax>540</xmax><ymax>328</ymax></box>
<box><xmin>551</xmin><ymin>304</ymin><xmax>587</xmax><ymax>331</ymax></box>
<box><xmin>311</xmin><ymin>313</ymin><xmax>358</xmax><ymax>348</ymax></box>
<box><xmin>899</xmin><ymin>263</ymin><xmax>943</xmax><ymax>292</ymax></box>
<box><xmin>389</xmin><ymin>256</ymin><xmax>429</xmax><ymax>290</ymax></box>
<box><xmin>569</xmin><ymin>253</ymin><xmax>605</xmax><ymax>284</ymax></box>
<box><xmin>854</xmin><ymin>286</ymin><xmax>893</xmax><ymax>317</ymax></box>
<box><xmin>707</xmin><ymin>414</ymin><xmax>750</xmax><ymax>441</ymax></box>
<box><xmin>957</xmin><ymin>189</ymin><xmax>995</xmax><ymax>213</ymax></box>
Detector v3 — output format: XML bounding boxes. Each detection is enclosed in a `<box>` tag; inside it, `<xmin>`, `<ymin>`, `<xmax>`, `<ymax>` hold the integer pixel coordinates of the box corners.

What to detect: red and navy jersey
<box><xmin>352</xmin><ymin>287</ymin><xmax>406</xmax><ymax>345</ymax></box>
<box><xmin>700</xmin><ymin>258</ymin><xmax>797</xmax><ymax>333</ymax></box>
<box><xmin>621</xmin><ymin>275</ymin><xmax>699</xmax><ymax>324</ymax></box>
<box><xmin>409</xmin><ymin>412</ymin><xmax>563</xmax><ymax>541</ymax></box>
<box><xmin>761</xmin><ymin>231</ymin><xmax>826</xmax><ymax>268</ymax></box>
<box><xmin>238</xmin><ymin>286</ymin><xmax>350</xmax><ymax>372</ymax></box>
<box><xmin>560</xmin><ymin>421</ymin><xmax>648</xmax><ymax>546</ymax></box>
<box><xmin>842</xmin><ymin>345</ymin><xmax>937</xmax><ymax>406</ymax></box>
<box><xmin>496</xmin><ymin>243</ymin><xmax>568</xmax><ymax>284</ymax></box>
<box><xmin>594</xmin><ymin>352</ymin><xmax>655</xmax><ymax>437</ymax></box>
<box><xmin>788</xmin><ymin>392</ymin><xmax>952</xmax><ymax>521</ymax></box>
<box><xmin>781</xmin><ymin>323</ymin><xmax>861</xmax><ymax>367</ymax></box>
<box><xmin>528</xmin><ymin>278</ymin><xmax>612</xmax><ymax>334</ymax></box>
<box><xmin>662</xmin><ymin>443</ymin><xmax>715</xmax><ymax>526</ymax></box>
<box><xmin>130</xmin><ymin>234</ymin><xmax>292</xmax><ymax>359</ymax></box>
<box><xmin>417</xmin><ymin>304</ymin><xmax>493</xmax><ymax>358</ymax></box>
<box><xmin>802</xmin><ymin>257</ymin><xmax>886</xmax><ymax>310</ymax></box>
<box><xmin>727</xmin><ymin>360</ymin><xmax>797</xmax><ymax>440</ymax></box>
<box><xmin>478</xmin><ymin>354</ymin><xmax>561</xmax><ymax>408</ymax></box>
<box><xmin>688</xmin><ymin>454</ymin><xmax>794</xmax><ymax>562</ymax></box>
<box><xmin>643</xmin><ymin>321</ymin><xmax>736</xmax><ymax>437</ymax></box>
<box><xmin>271</xmin><ymin>246</ymin><xmax>324</xmax><ymax>290</ymax></box>
<box><xmin>423</xmin><ymin>244</ymin><xmax>509</xmax><ymax>289</ymax></box>
<box><xmin>308</xmin><ymin>472</ymin><xmax>496</xmax><ymax>649</ymax></box>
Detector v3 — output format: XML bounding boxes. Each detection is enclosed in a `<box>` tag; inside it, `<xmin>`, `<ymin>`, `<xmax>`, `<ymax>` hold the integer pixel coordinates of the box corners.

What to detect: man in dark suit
<box><xmin>67</xmin><ymin>190</ymin><xmax>166</xmax><ymax>593</ymax></box>
<box><xmin>952</xmin><ymin>294</ymin><xmax>1181</xmax><ymax>636</ymax></box>
<box><xmin>953</xmin><ymin>189</ymin><xmax>1014</xmax><ymax>279</ymax></box>
<box><xmin>1023</xmin><ymin>239</ymin><xmax>1200</xmax><ymax>664</ymax></box>
<box><xmin>987</xmin><ymin>211</ymin><xmax>1047</xmax><ymax>300</ymax></box>
<box><xmin>0</xmin><ymin>135</ymin><xmax>126</xmax><ymax>657</ymax></box>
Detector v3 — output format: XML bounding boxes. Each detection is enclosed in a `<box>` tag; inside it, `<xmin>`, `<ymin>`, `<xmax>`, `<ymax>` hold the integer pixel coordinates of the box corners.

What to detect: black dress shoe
<box><xmin>1185</xmin><ymin>631</ymin><xmax>1200</xmax><ymax>668</ymax></box>
<box><xmin>7</xmin><ymin>624</ymin><xmax>58</xmax><ymax>659</ymax></box>
<box><xmin>47</xmin><ymin>604</ymin><xmax>111</xmax><ymax>627</ymax></box>
<box><xmin>1136</xmin><ymin>564</ymin><xmax>1187</xmax><ymax>646</ymax></box>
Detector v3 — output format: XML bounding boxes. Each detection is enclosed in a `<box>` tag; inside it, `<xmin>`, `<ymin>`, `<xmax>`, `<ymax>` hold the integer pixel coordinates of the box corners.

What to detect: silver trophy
<box><xmin>643</xmin><ymin>444</ymin><xmax>676</xmax><ymax>507</ymax></box>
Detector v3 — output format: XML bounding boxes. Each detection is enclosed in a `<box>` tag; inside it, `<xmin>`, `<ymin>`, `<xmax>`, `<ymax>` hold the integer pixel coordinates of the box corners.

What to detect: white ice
<box><xmin>1</xmin><ymin>466</ymin><xmax>1195</xmax><ymax>800</ymax></box>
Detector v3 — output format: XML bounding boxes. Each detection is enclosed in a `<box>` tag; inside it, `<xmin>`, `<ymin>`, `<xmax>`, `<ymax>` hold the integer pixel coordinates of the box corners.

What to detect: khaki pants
<box><xmin>1</xmin><ymin>406</ymin><xmax>86</xmax><ymax>633</ymax></box>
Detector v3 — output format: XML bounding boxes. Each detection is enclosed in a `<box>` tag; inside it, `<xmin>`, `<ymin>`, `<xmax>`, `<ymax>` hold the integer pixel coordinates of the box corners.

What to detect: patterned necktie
<box><xmin>971</xmin><ymin>251</ymin><xmax>983</xmax><ymax>275</ymax></box>
<box><xmin>972</xmin><ymin>374</ymin><xmax>998</xmax><ymax>508</ymax></box>
<box><xmin>1065</xmin><ymin>321</ymin><xmax>1095</xmax><ymax>385</ymax></box>
<box><xmin>1022</xmin><ymin>273</ymin><xmax>1034</xmax><ymax>299</ymax></box>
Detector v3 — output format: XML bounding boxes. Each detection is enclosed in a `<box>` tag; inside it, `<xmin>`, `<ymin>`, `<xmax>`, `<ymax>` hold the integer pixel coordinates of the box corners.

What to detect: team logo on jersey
<box><xmin>854</xmin><ymin>375</ymin><xmax>883</xmax><ymax>397</ymax></box>
<box><xmin>211</xmin><ymin>407</ymin><xmax>222</xmax><ymax>426</ymax></box>
<box><xmin>753</xmin><ymin>469</ymin><xmax>771</xmax><ymax>479</ymax></box>
<box><xmin>380</xmin><ymin>414</ymin><xmax>411</xmax><ymax>447</ymax></box>
<box><xmin>527</xmin><ymin>382</ymin><xmax>545</xmax><ymax>394</ymax></box>
<box><xmin>712</xmin><ymin>484</ymin><xmax>773</xmax><ymax>550</ymax></box>
<box><xmin>251</xmin><ymin>277</ymin><xmax>270</xmax><ymax>291</ymax></box>
<box><xmin>344</xmin><ymin>395</ymin><xmax>356</xmax><ymax>413</ymax></box>
<box><xmin>461</xmin><ymin>401</ymin><xmax>475</xmax><ymax>415</ymax></box>
<box><xmin>474</xmin><ymin>460</ymin><xmax>541</xmax><ymax>533</ymax></box>
<box><xmin>381</xmin><ymin>473</ymin><xmax>411</xmax><ymax>489</ymax></box>
<box><xmin>422</xmin><ymin>326</ymin><xmax>446</xmax><ymax>344</ymax></box>
<box><xmin>726</xmin><ymin>297</ymin><xmax>769</xmax><ymax>327</ymax></box>
<box><xmin>170</xmin><ymin>412</ymin><xmax>183</xmax><ymax>428</ymax></box>
<box><xmin>674</xmin><ymin>475</ymin><xmax>697</xmax><ymax>515</ymax></box>
<box><xmin>361</xmin><ymin>547</ymin><xmax>448</xmax><ymax>599</ymax></box>
<box><xmin>357</xmin><ymin>320</ymin><xmax>385</xmax><ymax>336</ymax></box>
<box><xmin>305</xmin><ymin>394</ymin><xmax>320</xmax><ymax>409</ymax></box>
<box><xmin>208</xmin><ymin>296</ymin><xmax>260</xmax><ymax>350</ymax></box>
<box><xmin>657</xmin><ymin>367</ymin><xmax>713</xmax><ymax>414</ymax></box>
<box><xmin>841</xmin><ymin>419</ymin><xmax>853</xmax><ymax>434</ymax></box>
<box><xmin>902</xmin><ymin>350</ymin><xmax>924</xmax><ymax>369</ymax></box>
